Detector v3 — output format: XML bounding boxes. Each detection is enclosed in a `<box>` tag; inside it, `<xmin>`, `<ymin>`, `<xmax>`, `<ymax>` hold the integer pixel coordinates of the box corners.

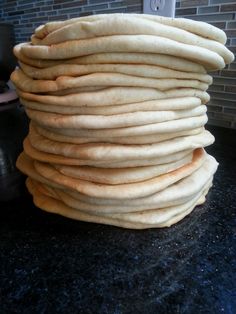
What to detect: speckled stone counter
<box><xmin>0</xmin><ymin>125</ymin><xmax>235</xmax><ymax>314</ymax></box>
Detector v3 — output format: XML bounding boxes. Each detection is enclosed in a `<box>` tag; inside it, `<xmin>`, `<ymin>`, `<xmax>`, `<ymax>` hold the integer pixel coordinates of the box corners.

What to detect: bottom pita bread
<box><xmin>26</xmin><ymin>178</ymin><xmax>211</xmax><ymax>229</ymax></box>
<box><xmin>26</xmin><ymin>154</ymin><xmax>217</xmax><ymax>214</ymax></box>
<box><xmin>17</xmin><ymin>151</ymin><xmax>217</xmax><ymax>228</ymax></box>
<box><xmin>53</xmin><ymin>154</ymin><xmax>218</xmax><ymax>211</ymax></box>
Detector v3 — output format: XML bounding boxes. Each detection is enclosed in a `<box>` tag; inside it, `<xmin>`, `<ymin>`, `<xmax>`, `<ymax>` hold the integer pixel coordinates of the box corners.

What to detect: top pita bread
<box><xmin>30</xmin><ymin>15</ymin><xmax>232</xmax><ymax>65</ymax></box>
<box><xmin>34</xmin><ymin>13</ymin><xmax>227</xmax><ymax>44</ymax></box>
<box><xmin>19</xmin><ymin>35</ymin><xmax>226</xmax><ymax>70</ymax></box>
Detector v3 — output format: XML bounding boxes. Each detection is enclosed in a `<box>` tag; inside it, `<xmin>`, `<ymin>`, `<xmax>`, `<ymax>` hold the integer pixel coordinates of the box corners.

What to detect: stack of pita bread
<box><xmin>11</xmin><ymin>14</ymin><xmax>234</xmax><ymax>229</ymax></box>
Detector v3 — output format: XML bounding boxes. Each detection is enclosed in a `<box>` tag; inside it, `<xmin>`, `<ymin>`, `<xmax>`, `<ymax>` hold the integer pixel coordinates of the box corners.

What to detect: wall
<box><xmin>175</xmin><ymin>0</ymin><xmax>236</xmax><ymax>129</ymax></box>
<box><xmin>0</xmin><ymin>0</ymin><xmax>235</xmax><ymax>128</ymax></box>
<box><xmin>0</xmin><ymin>0</ymin><xmax>142</xmax><ymax>43</ymax></box>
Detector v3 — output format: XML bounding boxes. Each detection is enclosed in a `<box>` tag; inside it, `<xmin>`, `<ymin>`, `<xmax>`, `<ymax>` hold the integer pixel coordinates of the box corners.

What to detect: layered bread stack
<box><xmin>12</xmin><ymin>14</ymin><xmax>234</xmax><ymax>229</ymax></box>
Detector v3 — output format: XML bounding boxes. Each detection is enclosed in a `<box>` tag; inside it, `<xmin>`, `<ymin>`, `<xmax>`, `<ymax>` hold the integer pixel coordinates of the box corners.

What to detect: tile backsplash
<box><xmin>0</xmin><ymin>0</ymin><xmax>235</xmax><ymax>129</ymax></box>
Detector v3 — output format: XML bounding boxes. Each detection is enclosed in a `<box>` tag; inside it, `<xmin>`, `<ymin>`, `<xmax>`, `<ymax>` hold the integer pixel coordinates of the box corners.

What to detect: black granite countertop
<box><xmin>0</xmin><ymin>125</ymin><xmax>235</xmax><ymax>314</ymax></box>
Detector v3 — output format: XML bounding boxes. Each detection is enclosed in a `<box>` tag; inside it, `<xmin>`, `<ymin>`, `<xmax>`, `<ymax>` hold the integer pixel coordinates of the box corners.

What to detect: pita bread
<box><xmin>61</xmin><ymin>154</ymin><xmax>217</xmax><ymax>209</ymax></box>
<box><xmin>33</xmin><ymin>148</ymin><xmax>205</xmax><ymax>199</ymax></box>
<box><xmin>31</xmin><ymin>16</ymin><xmax>232</xmax><ymax>64</ymax></box>
<box><xmin>139</xmin><ymin>14</ymin><xmax>227</xmax><ymax>44</ymax></box>
<box><xmin>17</xmin><ymin>87</ymin><xmax>210</xmax><ymax>107</ymax></box>
<box><xmin>14</xmin><ymin>47</ymin><xmax>206</xmax><ymax>73</ymax></box>
<box><xmin>16</xmin><ymin>152</ymin><xmax>62</xmax><ymax>189</ymax></box>
<box><xmin>38</xmin><ymin>115</ymin><xmax>208</xmax><ymax>138</ymax></box>
<box><xmin>11</xmin><ymin>69</ymin><xmax>209</xmax><ymax>93</ymax></box>
<box><xmin>19</xmin><ymin>61</ymin><xmax>212</xmax><ymax>83</ymax></box>
<box><xmin>47</xmin><ymin>86</ymin><xmax>105</xmax><ymax>95</ymax></box>
<box><xmin>33</xmin><ymin>13</ymin><xmax>226</xmax><ymax>44</ymax></box>
<box><xmin>21</xmin><ymin>36</ymin><xmax>225</xmax><ymax>70</ymax></box>
<box><xmin>22</xmin><ymin>152</ymin><xmax>217</xmax><ymax>211</ymax></box>
<box><xmin>23</xmin><ymin>139</ymin><xmax>193</xmax><ymax>168</ymax></box>
<box><xmin>25</xmin><ymin>177</ymin><xmax>210</xmax><ymax>229</ymax></box>
<box><xmin>53</xmin><ymin>153</ymin><xmax>193</xmax><ymax>185</ymax></box>
<box><xmin>12</xmin><ymin>69</ymin><xmax>104</xmax><ymax>94</ymax></box>
<box><xmin>23</xmin><ymin>156</ymin><xmax>214</xmax><ymax>214</ymax></box>
<box><xmin>26</xmin><ymin>105</ymin><xmax>207</xmax><ymax>130</ymax></box>
<box><xmin>29</xmin><ymin>176</ymin><xmax>212</xmax><ymax>214</ymax></box>
<box><xmin>20</xmin><ymin>95</ymin><xmax>207</xmax><ymax>116</ymax></box>
<box><xmin>17</xmin><ymin>150</ymin><xmax>202</xmax><ymax>200</ymax></box>
<box><xmin>13</xmin><ymin>13</ymin><xmax>226</xmax><ymax>229</ymax></box>
<box><xmin>28</xmin><ymin>129</ymin><xmax>213</xmax><ymax>161</ymax></box>
<box><xmin>34</xmin><ymin>123</ymin><xmax>203</xmax><ymax>145</ymax></box>
<box><xmin>28</xmin><ymin>154</ymin><xmax>217</xmax><ymax>213</ymax></box>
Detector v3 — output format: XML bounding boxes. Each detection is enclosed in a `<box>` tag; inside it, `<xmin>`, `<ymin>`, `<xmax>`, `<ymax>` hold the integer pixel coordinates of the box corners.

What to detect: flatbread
<box><xmin>26</xmin><ymin>177</ymin><xmax>210</xmax><ymax>229</ymax></box>
<box><xmin>23</xmin><ymin>140</ymin><xmax>193</xmax><ymax>168</ymax></box>
<box><xmin>20</xmin><ymin>95</ymin><xmax>207</xmax><ymax>116</ymax></box>
<box><xmin>33</xmin><ymin>148</ymin><xmax>205</xmax><ymax>199</ymax></box>
<box><xmin>61</xmin><ymin>155</ymin><xmax>217</xmax><ymax>209</ymax></box>
<box><xmin>39</xmin><ymin>115</ymin><xmax>208</xmax><ymax>138</ymax></box>
<box><xmin>53</xmin><ymin>153</ymin><xmax>193</xmax><ymax>185</ymax></box>
<box><xmin>46</xmin><ymin>86</ymin><xmax>105</xmax><ymax>95</ymax></box>
<box><xmin>20</xmin><ymin>35</ymin><xmax>225</xmax><ymax>70</ymax></box>
<box><xmin>27</xmin><ymin>153</ymin><xmax>217</xmax><ymax>213</ymax></box>
<box><xmin>14</xmin><ymin>48</ymin><xmax>206</xmax><ymax>73</ymax></box>
<box><xmin>17</xmin><ymin>150</ymin><xmax>202</xmax><ymax>200</ymax></box>
<box><xmin>16</xmin><ymin>152</ymin><xmax>62</xmax><ymax>189</ymax></box>
<box><xmin>19</xmin><ymin>61</ymin><xmax>212</xmax><ymax>82</ymax></box>
<box><xmin>28</xmin><ymin>176</ymin><xmax>212</xmax><ymax>214</ymax></box>
<box><xmin>28</xmin><ymin>129</ymin><xmax>214</xmax><ymax>161</ymax></box>
<box><xmin>11</xmin><ymin>69</ymin><xmax>209</xmax><ymax>93</ymax></box>
<box><xmin>13</xmin><ymin>13</ymin><xmax>225</xmax><ymax>229</ymax></box>
<box><xmin>22</xmin><ymin>152</ymin><xmax>217</xmax><ymax>213</ymax></box>
<box><xmin>33</xmin><ymin>13</ymin><xmax>227</xmax><ymax>44</ymax></box>
<box><xmin>17</xmin><ymin>87</ymin><xmax>210</xmax><ymax>107</ymax></box>
<box><xmin>30</xmin><ymin>15</ymin><xmax>232</xmax><ymax>64</ymax></box>
<box><xmin>34</xmin><ymin>123</ymin><xmax>204</xmax><ymax>145</ymax></box>
<box><xmin>26</xmin><ymin>105</ymin><xmax>207</xmax><ymax>129</ymax></box>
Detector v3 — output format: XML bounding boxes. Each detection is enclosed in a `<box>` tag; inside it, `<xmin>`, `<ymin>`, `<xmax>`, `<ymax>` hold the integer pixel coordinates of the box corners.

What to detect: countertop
<box><xmin>0</xmin><ymin>125</ymin><xmax>235</xmax><ymax>314</ymax></box>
